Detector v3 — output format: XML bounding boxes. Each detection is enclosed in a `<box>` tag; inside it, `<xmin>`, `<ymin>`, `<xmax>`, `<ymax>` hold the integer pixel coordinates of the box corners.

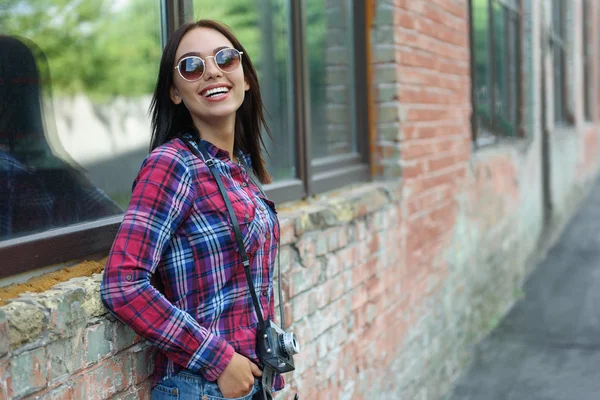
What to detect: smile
<box><xmin>201</xmin><ymin>86</ymin><xmax>230</xmax><ymax>99</ymax></box>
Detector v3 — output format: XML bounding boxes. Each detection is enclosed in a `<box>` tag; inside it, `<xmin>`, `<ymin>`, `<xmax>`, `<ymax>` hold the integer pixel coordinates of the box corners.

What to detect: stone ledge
<box><xmin>279</xmin><ymin>181</ymin><xmax>400</xmax><ymax>237</ymax></box>
<box><xmin>1</xmin><ymin>273</ymin><xmax>108</xmax><ymax>351</ymax></box>
<box><xmin>0</xmin><ymin>180</ymin><xmax>401</xmax><ymax>351</ymax></box>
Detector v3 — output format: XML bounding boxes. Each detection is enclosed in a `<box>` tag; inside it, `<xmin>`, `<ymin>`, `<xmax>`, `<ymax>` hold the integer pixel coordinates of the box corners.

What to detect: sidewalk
<box><xmin>447</xmin><ymin>182</ymin><xmax>600</xmax><ymax>400</ymax></box>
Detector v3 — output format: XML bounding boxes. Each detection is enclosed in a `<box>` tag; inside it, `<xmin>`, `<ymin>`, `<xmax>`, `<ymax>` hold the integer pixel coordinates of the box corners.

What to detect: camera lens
<box><xmin>282</xmin><ymin>332</ymin><xmax>300</xmax><ymax>355</ymax></box>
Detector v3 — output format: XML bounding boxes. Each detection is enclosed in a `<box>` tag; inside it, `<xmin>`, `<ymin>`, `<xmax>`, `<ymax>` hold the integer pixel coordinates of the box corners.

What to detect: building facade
<box><xmin>1</xmin><ymin>0</ymin><xmax>599</xmax><ymax>399</ymax></box>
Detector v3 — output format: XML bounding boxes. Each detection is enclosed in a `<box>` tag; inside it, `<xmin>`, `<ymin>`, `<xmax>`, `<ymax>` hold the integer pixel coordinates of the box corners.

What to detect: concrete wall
<box><xmin>2</xmin><ymin>0</ymin><xmax>600</xmax><ymax>399</ymax></box>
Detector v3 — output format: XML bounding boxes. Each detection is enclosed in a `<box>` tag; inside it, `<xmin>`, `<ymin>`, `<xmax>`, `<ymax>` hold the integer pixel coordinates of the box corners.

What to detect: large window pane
<box><xmin>470</xmin><ymin>0</ymin><xmax>520</xmax><ymax>137</ymax></box>
<box><xmin>306</xmin><ymin>0</ymin><xmax>356</xmax><ymax>160</ymax></box>
<box><xmin>583</xmin><ymin>0</ymin><xmax>592</xmax><ymax>120</ymax></box>
<box><xmin>193</xmin><ymin>0</ymin><xmax>295</xmax><ymax>181</ymax></box>
<box><xmin>508</xmin><ymin>16</ymin><xmax>519</xmax><ymax>127</ymax></box>
<box><xmin>472</xmin><ymin>0</ymin><xmax>491</xmax><ymax>128</ymax></box>
<box><xmin>0</xmin><ymin>0</ymin><xmax>162</xmax><ymax>241</ymax></box>
<box><xmin>493</xmin><ymin>2</ymin><xmax>508</xmax><ymax>126</ymax></box>
<box><xmin>552</xmin><ymin>0</ymin><xmax>565</xmax><ymax>123</ymax></box>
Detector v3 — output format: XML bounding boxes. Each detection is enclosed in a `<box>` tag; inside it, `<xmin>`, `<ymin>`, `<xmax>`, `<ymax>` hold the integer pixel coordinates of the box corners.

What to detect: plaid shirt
<box><xmin>100</xmin><ymin>138</ymin><xmax>283</xmax><ymax>390</ymax></box>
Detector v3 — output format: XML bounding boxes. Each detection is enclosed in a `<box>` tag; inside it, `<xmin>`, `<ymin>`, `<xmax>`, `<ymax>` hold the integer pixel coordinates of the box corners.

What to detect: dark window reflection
<box><xmin>0</xmin><ymin>36</ymin><xmax>122</xmax><ymax>240</ymax></box>
<box><xmin>471</xmin><ymin>0</ymin><xmax>520</xmax><ymax>137</ymax></box>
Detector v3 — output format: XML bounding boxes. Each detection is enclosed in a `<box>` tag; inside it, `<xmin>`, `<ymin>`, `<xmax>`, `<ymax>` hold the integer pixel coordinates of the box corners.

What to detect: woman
<box><xmin>100</xmin><ymin>20</ymin><xmax>283</xmax><ymax>399</ymax></box>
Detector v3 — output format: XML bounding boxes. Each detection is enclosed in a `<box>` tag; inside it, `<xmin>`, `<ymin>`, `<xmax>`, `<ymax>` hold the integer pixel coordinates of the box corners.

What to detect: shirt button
<box><xmin>125</xmin><ymin>274</ymin><xmax>132</xmax><ymax>281</ymax></box>
<box><xmin>260</xmin><ymin>206</ymin><xmax>266</xmax><ymax>211</ymax></box>
<box><xmin>244</xmin><ymin>214</ymin><xmax>250</xmax><ymax>219</ymax></box>
<box><xmin>262</xmin><ymin>289</ymin><xmax>268</xmax><ymax>296</ymax></box>
<box><xmin>242</xmin><ymin>182</ymin><xmax>248</xmax><ymax>187</ymax></box>
<box><xmin>266</xmin><ymin>234</ymin><xmax>271</xmax><ymax>239</ymax></box>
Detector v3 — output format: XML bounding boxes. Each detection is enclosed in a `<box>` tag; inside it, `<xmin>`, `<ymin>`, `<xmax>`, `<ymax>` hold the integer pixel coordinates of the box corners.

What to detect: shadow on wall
<box><xmin>0</xmin><ymin>35</ymin><xmax>122</xmax><ymax>241</ymax></box>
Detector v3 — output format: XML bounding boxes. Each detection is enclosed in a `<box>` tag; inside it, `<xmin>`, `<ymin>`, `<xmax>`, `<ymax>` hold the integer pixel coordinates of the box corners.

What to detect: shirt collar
<box><xmin>181</xmin><ymin>132</ymin><xmax>252</xmax><ymax>166</ymax></box>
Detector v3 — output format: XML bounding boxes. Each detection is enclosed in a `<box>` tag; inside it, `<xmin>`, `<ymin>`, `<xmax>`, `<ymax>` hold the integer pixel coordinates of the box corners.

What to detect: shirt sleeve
<box><xmin>100</xmin><ymin>147</ymin><xmax>234</xmax><ymax>381</ymax></box>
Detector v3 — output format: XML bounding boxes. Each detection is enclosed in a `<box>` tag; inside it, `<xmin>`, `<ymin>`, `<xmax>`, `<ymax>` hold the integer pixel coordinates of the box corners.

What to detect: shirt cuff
<box><xmin>188</xmin><ymin>333</ymin><xmax>235</xmax><ymax>382</ymax></box>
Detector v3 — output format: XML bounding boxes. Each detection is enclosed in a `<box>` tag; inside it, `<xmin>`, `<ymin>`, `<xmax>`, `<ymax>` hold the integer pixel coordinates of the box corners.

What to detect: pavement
<box><xmin>446</xmin><ymin>182</ymin><xmax>600</xmax><ymax>400</ymax></box>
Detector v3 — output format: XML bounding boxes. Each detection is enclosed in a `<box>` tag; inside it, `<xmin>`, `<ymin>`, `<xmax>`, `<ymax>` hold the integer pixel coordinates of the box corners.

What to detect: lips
<box><xmin>200</xmin><ymin>85</ymin><xmax>231</xmax><ymax>98</ymax></box>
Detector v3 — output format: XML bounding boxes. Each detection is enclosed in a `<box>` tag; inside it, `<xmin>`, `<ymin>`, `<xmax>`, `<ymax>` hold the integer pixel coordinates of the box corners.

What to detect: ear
<box><xmin>170</xmin><ymin>86</ymin><xmax>182</xmax><ymax>104</ymax></box>
<box><xmin>244</xmin><ymin>79</ymin><xmax>250</xmax><ymax>92</ymax></box>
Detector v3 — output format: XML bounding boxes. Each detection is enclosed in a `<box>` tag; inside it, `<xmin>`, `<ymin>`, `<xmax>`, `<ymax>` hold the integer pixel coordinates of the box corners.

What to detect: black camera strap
<box><xmin>181</xmin><ymin>137</ymin><xmax>284</xmax><ymax>335</ymax></box>
<box><xmin>236</xmin><ymin>158</ymin><xmax>285</xmax><ymax>335</ymax></box>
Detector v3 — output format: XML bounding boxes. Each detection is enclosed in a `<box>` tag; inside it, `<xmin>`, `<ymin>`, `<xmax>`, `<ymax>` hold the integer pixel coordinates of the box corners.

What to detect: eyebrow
<box><xmin>177</xmin><ymin>46</ymin><xmax>231</xmax><ymax>61</ymax></box>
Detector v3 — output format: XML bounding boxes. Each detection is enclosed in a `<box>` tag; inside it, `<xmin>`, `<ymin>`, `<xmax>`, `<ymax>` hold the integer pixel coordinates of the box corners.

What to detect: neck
<box><xmin>192</xmin><ymin>115</ymin><xmax>237</xmax><ymax>161</ymax></box>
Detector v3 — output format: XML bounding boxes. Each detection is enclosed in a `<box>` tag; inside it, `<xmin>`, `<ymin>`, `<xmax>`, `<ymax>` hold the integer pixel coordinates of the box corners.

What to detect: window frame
<box><xmin>470</xmin><ymin>0</ymin><xmax>524</xmax><ymax>144</ymax></box>
<box><xmin>268</xmin><ymin>0</ymin><xmax>370</xmax><ymax>201</ymax></box>
<box><xmin>0</xmin><ymin>0</ymin><xmax>372</xmax><ymax>278</ymax></box>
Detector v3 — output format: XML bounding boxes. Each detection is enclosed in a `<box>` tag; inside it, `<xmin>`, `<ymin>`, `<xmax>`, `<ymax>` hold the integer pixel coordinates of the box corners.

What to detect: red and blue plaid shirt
<box><xmin>100</xmin><ymin>137</ymin><xmax>283</xmax><ymax>390</ymax></box>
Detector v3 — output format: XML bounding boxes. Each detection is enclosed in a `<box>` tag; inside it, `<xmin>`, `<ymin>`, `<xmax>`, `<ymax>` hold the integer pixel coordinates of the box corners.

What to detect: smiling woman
<box><xmin>168</xmin><ymin>29</ymin><xmax>251</xmax><ymax>154</ymax></box>
<box><xmin>101</xmin><ymin>19</ymin><xmax>288</xmax><ymax>400</ymax></box>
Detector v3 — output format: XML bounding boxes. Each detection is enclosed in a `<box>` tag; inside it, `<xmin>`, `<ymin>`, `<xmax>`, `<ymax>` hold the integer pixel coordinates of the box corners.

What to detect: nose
<box><xmin>202</xmin><ymin>56</ymin><xmax>222</xmax><ymax>80</ymax></box>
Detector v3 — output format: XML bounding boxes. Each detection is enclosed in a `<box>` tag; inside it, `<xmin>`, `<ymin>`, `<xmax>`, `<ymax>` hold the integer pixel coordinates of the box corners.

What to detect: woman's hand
<box><xmin>217</xmin><ymin>352</ymin><xmax>262</xmax><ymax>398</ymax></box>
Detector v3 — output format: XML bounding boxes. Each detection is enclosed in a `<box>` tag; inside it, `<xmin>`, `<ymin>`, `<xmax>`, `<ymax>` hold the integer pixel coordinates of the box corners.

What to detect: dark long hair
<box><xmin>149</xmin><ymin>20</ymin><xmax>272</xmax><ymax>184</ymax></box>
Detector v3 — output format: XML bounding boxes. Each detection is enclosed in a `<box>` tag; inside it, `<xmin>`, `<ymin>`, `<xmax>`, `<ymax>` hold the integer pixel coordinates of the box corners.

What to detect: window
<box><xmin>193</xmin><ymin>0</ymin><xmax>295</xmax><ymax>183</ymax></box>
<box><xmin>193</xmin><ymin>0</ymin><xmax>369</xmax><ymax>199</ymax></box>
<box><xmin>551</xmin><ymin>0</ymin><xmax>568</xmax><ymax>124</ymax></box>
<box><xmin>0</xmin><ymin>0</ymin><xmax>370</xmax><ymax>278</ymax></box>
<box><xmin>470</xmin><ymin>0</ymin><xmax>522</xmax><ymax>141</ymax></box>
<box><xmin>0</xmin><ymin>0</ymin><xmax>162</xmax><ymax>277</ymax></box>
<box><xmin>583</xmin><ymin>0</ymin><xmax>593</xmax><ymax>121</ymax></box>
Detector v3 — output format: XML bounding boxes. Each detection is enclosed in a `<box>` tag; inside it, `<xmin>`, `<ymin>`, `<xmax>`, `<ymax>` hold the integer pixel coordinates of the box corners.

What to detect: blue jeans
<box><xmin>151</xmin><ymin>369</ymin><xmax>261</xmax><ymax>400</ymax></box>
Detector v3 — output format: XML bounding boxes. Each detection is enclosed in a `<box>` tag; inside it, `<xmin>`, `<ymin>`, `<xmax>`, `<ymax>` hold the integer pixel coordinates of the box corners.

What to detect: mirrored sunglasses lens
<box><xmin>180</xmin><ymin>57</ymin><xmax>204</xmax><ymax>80</ymax></box>
<box><xmin>216</xmin><ymin>49</ymin><xmax>241</xmax><ymax>72</ymax></box>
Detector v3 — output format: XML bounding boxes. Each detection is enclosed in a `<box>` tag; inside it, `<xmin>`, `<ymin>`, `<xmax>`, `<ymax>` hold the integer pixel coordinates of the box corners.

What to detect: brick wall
<box><xmin>0</xmin><ymin>277</ymin><xmax>155</xmax><ymax>399</ymax></box>
<box><xmin>2</xmin><ymin>0</ymin><xmax>600</xmax><ymax>399</ymax></box>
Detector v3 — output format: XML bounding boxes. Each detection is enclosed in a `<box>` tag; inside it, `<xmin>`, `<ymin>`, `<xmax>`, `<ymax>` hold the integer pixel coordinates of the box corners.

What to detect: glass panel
<box><xmin>0</xmin><ymin>0</ymin><xmax>162</xmax><ymax>241</ymax></box>
<box><xmin>492</xmin><ymin>2</ymin><xmax>511</xmax><ymax>133</ymax></box>
<box><xmin>583</xmin><ymin>0</ymin><xmax>592</xmax><ymax>120</ymax></box>
<box><xmin>193</xmin><ymin>0</ymin><xmax>294</xmax><ymax>181</ymax></box>
<box><xmin>472</xmin><ymin>0</ymin><xmax>492</xmax><ymax>128</ymax></box>
<box><xmin>552</xmin><ymin>0</ymin><xmax>562</xmax><ymax>36</ymax></box>
<box><xmin>306</xmin><ymin>0</ymin><xmax>356</xmax><ymax>160</ymax></box>
<box><xmin>551</xmin><ymin>0</ymin><xmax>564</xmax><ymax>123</ymax></box>
<box><xmin>506</xmin><ymin>13</ymin><xmax>519</xmax><ymax>133</ymax></box>
<box><xmin>553</xmin><ymin>47</ymin><xmax>565</xmax><ymax>122</ymax></box>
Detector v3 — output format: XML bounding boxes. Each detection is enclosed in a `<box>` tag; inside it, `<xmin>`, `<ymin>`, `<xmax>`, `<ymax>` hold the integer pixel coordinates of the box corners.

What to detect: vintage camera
<box><xmin>258</xmin><ymin>319</ymin><xmax>300</xmax><ymax>373</ymax></box>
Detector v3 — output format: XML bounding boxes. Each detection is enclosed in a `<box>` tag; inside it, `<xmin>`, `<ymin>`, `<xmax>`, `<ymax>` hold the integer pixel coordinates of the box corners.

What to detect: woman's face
<box><xmin>170</xmin><ymin>27</ymin><xmax>249</xmax><ymax>127</ymax></box>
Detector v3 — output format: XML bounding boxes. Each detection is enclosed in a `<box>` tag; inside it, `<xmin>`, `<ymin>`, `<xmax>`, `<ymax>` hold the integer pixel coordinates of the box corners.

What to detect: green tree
<box><xmin>1</xmin><ymin>0</ymin><xmax>161</xmax><ymax>99</ymax></box>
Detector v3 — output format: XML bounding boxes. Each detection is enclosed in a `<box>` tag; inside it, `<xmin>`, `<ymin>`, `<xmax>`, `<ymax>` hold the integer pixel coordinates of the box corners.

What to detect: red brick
<box><xmin>402</xmin><ymin>141</ymin><xmax>436</xmax><ymax>160</ymax></box>
<box><xmin>82</xmin><ymin>353</ymin><xmax>133</xmax><ymax>400</ymax></box>
<box><xmin>135</xmin><ymin>380</ymin><xmax>152</xmax><ymax>400</ymax></box>
<box><xmin>406</xmin><ymin>185</ymin><xmax>454</xmax><ymax>216</ymax></box>
<box><xmin>406</xmin><ymin>164</ymin><xmax>467</xmax><ymax>194</ymax></box>
<box><xmin>351</xmin><ymin>284</ymin><xmax>369</xmax><ymax>311</ymax></box>
<box><xmin>406</xmin><ymin>107</ymin><xmax>452</xmax><ymax>122</ymax></box>
<box><xmin>279</xmin><ymin>218</ymin><xmax>296</xmax><ymax>245</ymax></box>
<box><xmin>0</xmin><ymin>360</ymin><xmax>12</xmax><ymax>400</ymax></box>
<box><xmin>130</xmin><ymin>344</ymin><xmax>155</xmax><ymax>385</ymax></box>
<box><xmin>427</xmin><ymin>152</ymin><xmax>464</xmax><ymax>172</ymax></box>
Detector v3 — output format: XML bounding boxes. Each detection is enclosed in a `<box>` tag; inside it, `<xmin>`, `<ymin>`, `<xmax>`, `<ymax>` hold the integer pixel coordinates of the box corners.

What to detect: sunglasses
<box><xmin>174</xmin><ymin>48</ymin><xmax>244</xmax><ymax>82</ymax></box>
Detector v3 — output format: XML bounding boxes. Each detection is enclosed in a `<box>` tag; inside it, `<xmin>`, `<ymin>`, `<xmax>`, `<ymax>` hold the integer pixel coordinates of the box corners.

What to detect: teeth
<box><xmin>204</xmin><ymin>87</ymin><xmax>229</xmax><ymax>97</ymax></box>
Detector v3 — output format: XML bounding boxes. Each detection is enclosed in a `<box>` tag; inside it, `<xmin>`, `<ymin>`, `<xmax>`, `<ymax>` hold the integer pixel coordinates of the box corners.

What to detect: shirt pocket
<box><xmin>192</xmin><ymin>190</ymin><xmax>259</xmax><ymax>255</ymax></box>
<box><xmin>258</xmin><ymin>196</ymin><xmax>280</xmax><ymax>243</ymax></box>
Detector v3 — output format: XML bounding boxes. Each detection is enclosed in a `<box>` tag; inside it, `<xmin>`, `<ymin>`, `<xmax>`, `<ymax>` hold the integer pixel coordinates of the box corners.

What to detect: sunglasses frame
<box><xmin>174</xmin><ymin>48</ymin><xmax>244</xmax><ymax>82</ymax></box>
